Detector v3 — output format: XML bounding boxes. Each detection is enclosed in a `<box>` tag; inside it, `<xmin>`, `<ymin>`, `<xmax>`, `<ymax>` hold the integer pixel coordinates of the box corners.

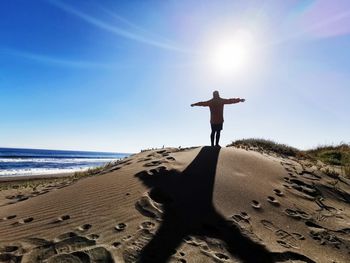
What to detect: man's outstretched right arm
<box><xmin>191</xmin><ymin>101</ymin><xmax>210</xmax><ymax>107</ymax></box>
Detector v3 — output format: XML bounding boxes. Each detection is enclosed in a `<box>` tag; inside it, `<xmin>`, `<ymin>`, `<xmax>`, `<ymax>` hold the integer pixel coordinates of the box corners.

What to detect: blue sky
<box><xmin>1</xmin><ymin>0</ymin><xmax>349</xmax><ymax>153</ymax></box>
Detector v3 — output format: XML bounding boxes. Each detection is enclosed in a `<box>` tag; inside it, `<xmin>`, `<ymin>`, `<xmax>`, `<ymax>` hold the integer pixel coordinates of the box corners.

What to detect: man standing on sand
<box><xmin>191</xmin><ymin>91</ymin><xmax>245</xmax><ymax>147</ymax></box>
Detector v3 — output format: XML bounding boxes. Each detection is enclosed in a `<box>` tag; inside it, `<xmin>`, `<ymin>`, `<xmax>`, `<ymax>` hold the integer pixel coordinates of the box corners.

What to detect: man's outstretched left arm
<box><xmin>223</xmin><ymin>98</ymin><xmax>246</xmax><ymax>104</ymax></box>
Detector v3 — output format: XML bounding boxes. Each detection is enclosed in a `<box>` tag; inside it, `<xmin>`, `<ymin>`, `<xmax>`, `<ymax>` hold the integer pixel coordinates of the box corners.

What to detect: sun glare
<box><xmin>208</xmin><ymin>30</ymin><xmax>255</xmax><ymax>76</ymax></box>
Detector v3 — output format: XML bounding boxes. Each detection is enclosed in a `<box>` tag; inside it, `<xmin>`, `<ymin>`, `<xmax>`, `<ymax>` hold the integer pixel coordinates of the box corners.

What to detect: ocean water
<box><xmin>0</xmin><ymin>147</ymin><xmax>130</xmax><ymax>177</ymax></box>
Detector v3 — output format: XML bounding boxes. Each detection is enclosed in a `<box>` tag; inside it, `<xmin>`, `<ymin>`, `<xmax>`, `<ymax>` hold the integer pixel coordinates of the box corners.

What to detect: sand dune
<box><xmin>0</xmin><ymin>146</ymin><xmax>349</xmax><ymax>262</ymax></box>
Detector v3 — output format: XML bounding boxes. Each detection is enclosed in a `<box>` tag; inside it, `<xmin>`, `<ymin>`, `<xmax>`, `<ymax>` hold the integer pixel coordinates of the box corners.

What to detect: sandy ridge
<box><xmin>0</xmin><ymin>146</ymin><xmax>349</xmax><ymax>262</ymax></box>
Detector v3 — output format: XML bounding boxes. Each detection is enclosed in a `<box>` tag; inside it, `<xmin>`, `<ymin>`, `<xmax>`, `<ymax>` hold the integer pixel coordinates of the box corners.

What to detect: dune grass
<box><xmin>73</xmin><ymin>161</ymin><xmax>117</xmax><ymax>179</ymax></box>
<box><xmin>306</xmin><ymin>144</ymin><xmax>350</xmax><ymax>165</ymax></box>
<box><xmin>0</xmin><ymin>177</ymin><xmax>70</xmax><ymax>191</ymax></box>
<box><xmin>0</xmin><ymin>161</ymin><xmax>122</xmax><ymax>191</ymax></box>
<box><xmin>227</xmin><ymin>138</ymin><xmax>300</xmax><ymax>157</ymax></box>
<box><xmin>306</xmin><ymin>144</ymin><xmax>350</xmax><ymax>178</ymax></box>
<box><xmin>228</xmin><ymin>139</ymin><xmax>350</xmax><ymax>178</ymax></box>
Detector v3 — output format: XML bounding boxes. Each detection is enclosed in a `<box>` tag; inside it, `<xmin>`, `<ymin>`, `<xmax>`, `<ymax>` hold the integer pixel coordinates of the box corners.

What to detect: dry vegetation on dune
<box><xmin>306</xmin><ymin>144</ymin><xmax>350</xmax><ymax>179</ymax></box>
<box><xmin>73</xmin><ymin>157</ymin><xmax>133</xmax><ymax>179</ymax></box>
<box><xmin>227</xmin><ymin>138</ymin><xmax>300</xmax><ymax>157</ymax></box>
<box><xmin>228</xmin><ymin>138</ymin><xmax>350</xmax><ymax>178</ymax></box>
<box><xmin>306</xmin><ymin>144</ymin><xmax>350</xmax><ymax>164</ymax></box>
<box><xmin>73</xmin><ymin>162</ymin><xmax>115</xmax><ymax>178</ymax></box>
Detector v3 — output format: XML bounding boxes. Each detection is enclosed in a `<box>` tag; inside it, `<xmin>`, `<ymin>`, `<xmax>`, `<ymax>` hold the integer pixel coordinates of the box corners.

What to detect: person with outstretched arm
<box><xmin>191</xmin><ymin>91</ymin><xmax>245</xmax><ymax>147</ymax></box>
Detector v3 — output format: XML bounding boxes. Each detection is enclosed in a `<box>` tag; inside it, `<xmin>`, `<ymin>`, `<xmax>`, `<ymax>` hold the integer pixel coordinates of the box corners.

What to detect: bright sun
<box><xmin>208</xmin><ymin>30</ymin><xmax>255</xmax><ymax>76</ymax></box>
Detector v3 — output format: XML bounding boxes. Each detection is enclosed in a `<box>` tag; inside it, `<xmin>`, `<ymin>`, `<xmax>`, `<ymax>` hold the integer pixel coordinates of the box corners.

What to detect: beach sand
<box><xmin>0</xmin><ymin>146</ymin><xmax>349</xmax><ymax>262</ymax></box>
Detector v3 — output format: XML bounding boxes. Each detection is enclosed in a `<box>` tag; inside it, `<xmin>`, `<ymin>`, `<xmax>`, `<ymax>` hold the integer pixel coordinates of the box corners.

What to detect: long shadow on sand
<box><xmin>135</xmin><ymin>146</ymin><xmax>274</xmax><ymax>263</ymax></box>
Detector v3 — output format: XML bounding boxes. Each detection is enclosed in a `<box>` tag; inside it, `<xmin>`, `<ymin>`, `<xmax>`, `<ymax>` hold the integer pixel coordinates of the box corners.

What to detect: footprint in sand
<box><xmin>87</xmin><ymin>234</ymin><xmax>100</xmax><ymax>240</ymax></box>
<box><xmin>17</xmin><ymin>196</ymin><xmax>29</xmax><ymax>202</ymax></box>
<box><xmin>305</xmin><ymin>221</ymin><xmax>324</xmax><ymax>229</ymax></box>
<box><xmin>275</xmin><ymin>230</ymin><xmax>303</xmax><ymax>248</ymax></box>
<box><xmin>283</xmin><ymin>177</ymin><xmax>291</xmax><ymax>183</ymax></box>
<box><xmin>291</xmin><ymin>232</ymin><xmax>305</xmax><ymax>240</ymax></box>
<box><xmin>260</xmin><ymin>219</ymin><xmax>274</xmax><ymax>231</ymax></box>
<box><xmin>284</xmin><ymin>208</ymin><xmax>311</xmax><ymax>220</ymax></box>
<box><xmin>77</xmin><ymin>224</ymin><xmax>92</xmax><ymax>232</ymax></box>
<box><xmin>291</xmin><ymin>179</ymin><xmax>319</xmax><ymax>197</ymax></box>
<box><xmin>305</xmin><ymin>221</ymin><xmax>343</xmax><ymax>248</ymax></box>
<box><xmin>22</xmin><ymin>234</ymin><xmax>114</xmax><ymax>262</ymax></box>
<box><xmin>200</xmin><ymin>248</ymin><xmax>232</xmax><ymax>262</ymax></box>
<box><xmin>299</xmin><ymin>170</ymin><xmax>321</xmax><ymax>181</ymax></box>
<box><xmin>112</xmin><ymin>241</ymin><xmax>121</xmax><ymax>248</ymax></box>
<box><xmin>283</xmin><ymin>177</ymin><xmax>320</xmax><ymax>201</ymax></box>
<box><xmin>12</xmin><ymin>217</ymin><xmax>34</xmax><ymax>226</ymax></box>
<box><xmin>140</xmin><ymin>221</ymin><xmax>156</xmax><ymax>230</ymax></box>
<box><xmin>276</xmin><ymin>240</ymin><xmax>295</xmax><ymax>248</ymax></box>
<box><xmin>47</xmin><ymin>254</ymin><xmax>81</xmax><ymax>263</ymax></box>
<box><xmin>0</xmin><ymin>245</ymin><xmax>19</xmax><ymax>253</ymax></box>
<box><xmin>267</xmin><ymin>196</ymin><xmax>280</xmax><ymax>206</ymax></box>
<box><xmin>183</xmin><ymin>236</ymin><xmax>207</xmax><ymax>248</ymax></box>
<box><xmin>280</xmin><ymin>161</ymin><xmax>294</xmax><ymax>166</ymax></box>
<box><xmin>232</xmin><ymin>211</ymin><xmax>250</xmax><ymax>221</ymax></box>
<box><xmin>260</xmin><ymin>219</ymin><xmax>303</xmax><ymax>249</ymax></box>
<box><xmin>240</xmin><ymin>211</ymin><xmax>250</xmax><ymax>220</ymax></box>
<box><xmin>52</xmin><ymin>247</ymin><xmax>112</xmax><ymax>263</ymax></box>
<box><xmin>137</xmin><ymin>157</ymin><xmax>153</xmax><ymax>163</ymax></box>
<box><xmin>231</xmin><ymin>212</ymin><xmax>251</xmax><ymax>225</ymax></box>
<box><xmin>251</xmin><ymin>200</ymin><xmax>262</xmax><ymax>209</ymax></box>
<box><xmin>115</xmin><ymin>223</ymin><xmax>127</xmax><ymax>232</ymax></box>
<box><xmin>273</xmin><ymin>189</ymin><xmax>284</xmax><ymax>196</ymax></box>
<box><xmin>6</xmin><ymin>194</ymin><xmax>26</xmax><ymax>201</ymax></box>
<box><xmin>288</xmin><ymin>172</ymin><xmax>297</xmax><ymax>178</ymax></box>
<box><xmin>284</xmin><ymin>166</ymin><xmax>294</xmax><ymax>173</ymax></box>
<box><xmin>0</xmin><ymin>253</ymin><xmax>22</xmax><ymax>263</ymax></box>
<box><xmin>83</xmin><ymin>246</ymin><xmax>114</xmax><ymax>261</ymax></box>
<box><xmin>144</xmin><ymin>160</ymin><xmax>164</xmax><ymax>167</ymax></box>
<box><xmin>6</xmin><ymin>195</ymin><xmax>30</xmax><ymax>204</ymax></box>
<box><xmin>166</xmin><ymin>156</ymin><xmax>176</xmax><ymax>161</ymax></box>
<box><xmin>183</xmin><ymin>236</ymin><xmax>194</xmax><ymax>243</ymax></box>
<box><xmin>54</xmin><ymin>236</ymin><xmax>96</xmax><ymax>253</ymax></box>
<box><xmin>61</xmin><ymin>215</ymin><xmax>70</xmax><ymax>220</ymax></box>
<box><xmin>54</xmin><ymin>232</ymin><xmax>78</xmax><ymax>242</ymax></box>
<box><xmin>52</xmin><ymin>215</ymin><xmax>70</xmax><ymax>224</ymax></box>
<box><xmin>1</xmin><ymin>215</ymin><xmax>17</xmax><ymax>221</ymax></box>
<box><xmin>282</xmin><ymin>183</ymin><xmax>292</xmax><ymax>189</ymax></box>
<box><xmin>122</xmin><ymin>235</ymin><xmax>132</xmax><ymax>241</ymax></box>
<box><xmin>135</xmin><ymin>195</ymin><xmax>163</xmax><ymax>220</ymax></box>
<box><xmin>122</xmin><ymin>229</ymin><xmax>156</xmax><ymax>262</ymax></box>
<box><xmin>149</xmin><ymin>166</ymin><xmax>167</xmax><ymax>175</ymax></box>
<box><xmin>214</xmin><ymin>252</ymin><xmax>230</xmax><ymax>260</ymax></box>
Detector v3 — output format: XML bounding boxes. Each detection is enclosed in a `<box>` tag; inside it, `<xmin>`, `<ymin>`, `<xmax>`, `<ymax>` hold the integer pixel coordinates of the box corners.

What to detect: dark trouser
<box><xmin>210</xmin><ymin>123</ymin><xmax>223</xmax><ymax>146</ymax></box>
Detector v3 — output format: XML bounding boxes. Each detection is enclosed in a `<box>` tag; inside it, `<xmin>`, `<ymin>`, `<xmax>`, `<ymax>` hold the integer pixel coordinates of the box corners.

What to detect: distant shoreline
<box><xmin>0</xmin><ymin>172</ymin><xmax>74</xmax><ymax>183</ymax></box>
<box><xmin>0</xmin><ymin>147</ymin><xmax>129</xmax><ymax>179</ymax></box>
<box><xmin>0</xmin><ymin>146</ymin><xmax>129</xmax><ymax>155</ymax></box>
